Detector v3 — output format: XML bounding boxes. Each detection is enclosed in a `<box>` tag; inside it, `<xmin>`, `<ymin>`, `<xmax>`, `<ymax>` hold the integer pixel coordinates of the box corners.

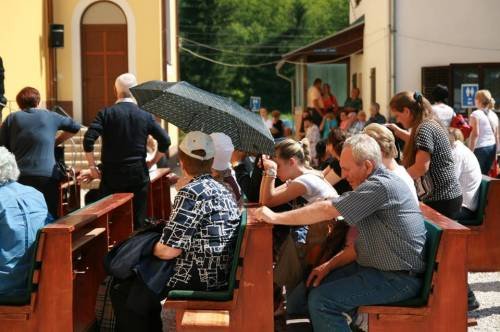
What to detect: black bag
<box><xmin>54</xmin><ymin>146</ymin><xmax>69</xmax><ymax>180</ymax></box>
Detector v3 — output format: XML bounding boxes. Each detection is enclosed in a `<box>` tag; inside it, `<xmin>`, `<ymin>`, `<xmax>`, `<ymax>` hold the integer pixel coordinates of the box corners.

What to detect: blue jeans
<box><xmin>287</xmin><ymin>262</ymin><xmax>422</xmax><ymax>332</ymax></box>
<box><xmin>474</xmin><ymin>144</ymin><xmax>496</xmax><ymax>175</ymax></box>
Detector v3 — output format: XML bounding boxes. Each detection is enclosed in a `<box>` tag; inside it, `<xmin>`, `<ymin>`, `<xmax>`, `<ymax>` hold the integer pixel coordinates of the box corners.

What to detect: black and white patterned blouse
<box><xmin>160</xmin><ymin>174</ymin><xmax>241</xmax><ymax>291</ymax></box>
<box><xmin>414</xmin><ymin>120</ymin><xmax>462</xmax><ymax>202</ymax></box>
<box><xmin>332</xmin><ymin>167</ymin><xmax>427</xmax><ymax>273</ymax></box>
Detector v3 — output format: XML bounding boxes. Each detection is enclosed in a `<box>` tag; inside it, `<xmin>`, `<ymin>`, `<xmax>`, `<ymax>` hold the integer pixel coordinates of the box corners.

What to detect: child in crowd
<box><xmin>260</xmin><ymin>107</ymin><xmax>273</xmax><ymax>129</ymax></box>
<box><xmin>366</xmin><ymin>102</ymin><xmax>387</xmax><ymax>125</ymax></box>
<box><xmin>349</xmin><ymin>111</ymin><xmax>367</xmax><ymax>134</ymax></box>
<box><xmin>303</xmin><ymin>116</ymin><xmax>321</xmax><ymax>166</ymax></box>
<box><xmin>270</xmin><ymin>110</ymin><xmax>285</xmax><ymax>139</ymax></box>
<box><xmin>320</xmin><ymin>109</ymin><xmax>338</xmax><ymax>139</ymax></box>
<box><xmin>315</xmin><ymin>139</ymin><xmax>332</xmax><ymax>170</ymax></box>
<box><xmin>339</xmin><ymin>110</ymin><xmax>349</xmax><ymax>130</ymax></box>
<box><xmin>210</xmin><ymin>132</ymin><xmax>243</xmax><ymax>207</ymax></box>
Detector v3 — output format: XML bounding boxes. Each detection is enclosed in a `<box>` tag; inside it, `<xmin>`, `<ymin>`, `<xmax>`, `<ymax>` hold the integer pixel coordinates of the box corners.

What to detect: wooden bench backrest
<box><xmin>148</xmin><ymin>168</ymin><xmax>174</xmax><ymax>220</ymax></box>
<box><xmin>467</xmin><ymin>176</ymin><xmax>500</xmax><ymax>271</ymax></box>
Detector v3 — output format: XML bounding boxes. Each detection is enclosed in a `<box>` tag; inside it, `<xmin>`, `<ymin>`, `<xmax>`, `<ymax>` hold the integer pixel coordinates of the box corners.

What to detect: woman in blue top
<box><xmin>319</xmin><ymin>109</ymin><xmax>338</xmax><ymax>139</ymax></box>
<box><xmin>0</xmin><ymin>87</ymin><xmax>81</xmax><ymax>217</ymax></box>
<box><xmin>0</xmin><ymin>147</ymin><xmax>53</xmax><ymax>298</ymax></box>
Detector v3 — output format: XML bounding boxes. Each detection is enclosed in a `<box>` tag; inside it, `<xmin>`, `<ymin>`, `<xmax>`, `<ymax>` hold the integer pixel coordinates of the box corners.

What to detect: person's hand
<box><xmin>146</xmin><ymin>159</ymin><xmax>156</xmax><ymax>170</ymax></box>
<box><xmin>306</xmin><ymin>260</ymin><xmax>332</xmax><ymax>288</ymax></box>
<box><xmin>254</xmin><ymin>206</ymin><xmax>277</xmax><ymax>224</ymax></box>
<box><xmin>384</xmin><ymin>123</ymin><xmax>400</xmax><ymax>132</ymax></box>
<box><xmin>77</xmin><ymin>168</ymin><xmax>100</xmax><ymax>184</ymax></box>
<box><xmin>90</xmin><ymin>166</ymin><xmax>101</xmax><ymax>179</ymax></box>
<box><xmin>261</xmin><ymin>155</ymin><xmax>277</xmax><ymax>172</ymax></box>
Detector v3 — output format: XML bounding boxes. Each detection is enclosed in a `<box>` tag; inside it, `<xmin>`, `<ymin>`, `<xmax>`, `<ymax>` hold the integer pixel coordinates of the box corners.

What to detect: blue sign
<box><xmin>249</xmin><ymin>96</ymin><xmax>261</xmax><ymax>112</ymax></box>
<box><xmin>461</xmin><ymin>84</ymin><xmax>479</xmax><ymax>108</ymax></box>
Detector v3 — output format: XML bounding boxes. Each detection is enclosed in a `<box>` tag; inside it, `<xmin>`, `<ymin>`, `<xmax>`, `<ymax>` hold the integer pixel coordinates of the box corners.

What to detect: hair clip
<box><xmin>413</xmin><ymin>91</ymin><xmax>423</xmax><ymax>104</ymax></box>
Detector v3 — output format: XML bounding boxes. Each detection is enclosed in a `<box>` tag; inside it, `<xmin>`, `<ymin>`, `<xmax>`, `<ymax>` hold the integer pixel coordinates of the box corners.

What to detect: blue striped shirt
<box><xmin>332</xmin><ymin>167</ymin><xmax>427</xmax><ymax>273</ymax></box>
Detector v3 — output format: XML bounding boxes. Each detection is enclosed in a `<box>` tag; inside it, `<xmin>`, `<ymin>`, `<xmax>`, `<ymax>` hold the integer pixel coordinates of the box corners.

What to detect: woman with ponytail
<box><xmin>260</xmin><ymin>138</ymin><xmax>337</xmax><ymax>207</ymax></box>
<box><xmin>469</xmin><ymin>89</ymin><xmax>499</xmax><ymax>174</ymax></box>
<box><xmin>389</xmin><ymin>91</ymin><xmax>462</xmax><ymax>219</ymax></box>
<box><xmin>259</xmin><ymin>138</ymin><xmax>342</xmax><ymax>319</ymax></box>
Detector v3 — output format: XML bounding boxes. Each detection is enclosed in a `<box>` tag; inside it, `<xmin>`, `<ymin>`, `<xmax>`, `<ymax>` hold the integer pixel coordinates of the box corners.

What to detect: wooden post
<box><xmin>230</xmin><ymin>209</ymin><xmax>274</xmax><ymax>332</ymax></box>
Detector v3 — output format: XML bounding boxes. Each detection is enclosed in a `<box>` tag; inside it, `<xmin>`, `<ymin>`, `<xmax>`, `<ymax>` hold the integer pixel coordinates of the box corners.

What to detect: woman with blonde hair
<box><xmin>363</xmin><ymin>123</ymin><xmax>418</xmax><ymax>203</ymax></box>
<box><xmin>469</xmin><ymin>89</ymin><xmax>499</xmax><ymax>174</ymax></box>
<box><xmin>388</xmin><ymin>91</ymin><xmax>462</xmax><ymax>219</ymax></box>
<box><xmin>260</xmin><ymin>138</ymin><xmax>337</xmax><ymax>208</ymax></box>
<box><xmin>260</xmin><ymin>138</ymin><xmax>342</xmax><ymax>320</ymax></box>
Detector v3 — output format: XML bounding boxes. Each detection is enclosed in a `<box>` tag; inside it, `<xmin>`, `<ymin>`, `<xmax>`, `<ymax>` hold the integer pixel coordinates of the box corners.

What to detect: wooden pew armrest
<box><xmin>165</xmin><ymin>299</ymin><xmax>235</xmax><ymax>311</ymax></box>
<box><xmin>359</xmin><ymin>305</ymin><xmax>430</xmax><ymax>316</ymax></box>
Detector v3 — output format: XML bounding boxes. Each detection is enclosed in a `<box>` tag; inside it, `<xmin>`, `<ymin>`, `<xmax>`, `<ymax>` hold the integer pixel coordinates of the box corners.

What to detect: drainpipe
<box><xmin>389</xmin><ymin>0</ymin><xmax>396</xmax><ymax>96</ymax></box>
<box><xmin>275</xmin><ymin>60</ymin><xmax>295</xmax><ymax>114</ymax></box>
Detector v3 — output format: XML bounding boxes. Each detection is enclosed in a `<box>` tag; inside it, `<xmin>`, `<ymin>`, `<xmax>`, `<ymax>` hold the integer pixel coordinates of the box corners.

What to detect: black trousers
<box><xmin>18</xmin><ymin>175</ymin><xmax>59</xmax><ymax>218</ymax></box>
<box><xmin>110</xmin><ymin>277</ymin><xmax>163</xmax><ymax>332</ymax></box>
<box><xmin>100</xmin><ymin>160</ymin><xmax>150</xmax><ymax>230</ymax></box>
<box><xmin>424</xmin><ymin>195</ymin><xmax>462</xmax><ymax>220</ymax></box>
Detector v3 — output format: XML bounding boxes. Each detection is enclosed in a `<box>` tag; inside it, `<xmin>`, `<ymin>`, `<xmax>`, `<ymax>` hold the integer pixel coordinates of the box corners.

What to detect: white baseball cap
<box><xmin>179</xmin><ymin>131</ymin><xmax>215</xmax><ymax>160</ymax></box>
<box><xmin>210</xmin><ymin>132</ymin><xmax>234</xmax><ymax>171</ymax></box>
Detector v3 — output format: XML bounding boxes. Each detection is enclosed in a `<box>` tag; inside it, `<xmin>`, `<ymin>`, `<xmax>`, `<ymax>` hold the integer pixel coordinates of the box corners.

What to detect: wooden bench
<box><xmin>359</xmin><ymin>203</ymin><xmax>471</xmax><ymax>332</ymax></box>
<box><xmin>164</xmin><ymin>207</ymin><xmax>274</xmax><ymax>331</ymax></box>
<box><xmin>458</xmin><ymin>176</ymin><xmax>500</xmax><ymax>271</ymax></box>
<box><xmin>0</xmin><ymin>193</ymin><xmax>134</xmax><ymax>332</ymax></box>
<box><xmin>58</xmin><ymin>177</ymin><xmax>81</xmax><ymax>217</ymax></box>
<box><xmin>148</xmin><ymin>168</ymin><xmax>178</xmax><ymax>220</ymax></box>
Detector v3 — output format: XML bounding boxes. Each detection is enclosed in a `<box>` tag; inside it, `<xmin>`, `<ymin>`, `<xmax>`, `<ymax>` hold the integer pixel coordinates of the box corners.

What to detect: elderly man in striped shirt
<box><xmin>256</xmin><ymin>134</ymin><xmax>427</xmax><ymax>332</ymax></box>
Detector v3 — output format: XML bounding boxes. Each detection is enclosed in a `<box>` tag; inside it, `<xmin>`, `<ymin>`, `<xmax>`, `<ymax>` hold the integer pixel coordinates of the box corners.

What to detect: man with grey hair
<box><xmin>256</xmin><ymin>134</ymin><xmax>427</xmax><ymax>332</ymax></box>
<box><xmin>0</xmin><ymin>147</ymin><xmax>53</xmax><ymax>298</ymax></box>
<box><xmin>82</xmin><ymin>73</ymin><xmax>170</xmax><ymax>229</ymax></box>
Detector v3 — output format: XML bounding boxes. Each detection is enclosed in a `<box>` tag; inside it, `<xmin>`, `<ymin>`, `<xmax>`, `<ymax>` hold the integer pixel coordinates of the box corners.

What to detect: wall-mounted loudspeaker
<box><xmin>50</xmin><ymin>24</ymin><xmax>64</xmax><ymax>48</ymax></box>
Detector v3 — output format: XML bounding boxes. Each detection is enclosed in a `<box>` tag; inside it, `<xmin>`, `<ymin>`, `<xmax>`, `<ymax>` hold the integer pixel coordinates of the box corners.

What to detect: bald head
<box><xmin>115</xmin><ymin>73</ymin><xmax>137</xmax><ymax>98</ymax></box>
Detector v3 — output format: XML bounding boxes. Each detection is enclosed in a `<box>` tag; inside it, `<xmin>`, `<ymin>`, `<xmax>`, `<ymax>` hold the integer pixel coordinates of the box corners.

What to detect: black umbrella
<box><xmin>131</xmin><ymin>81</ymin><xmax>275</xmax><ymax>155</ymax></box>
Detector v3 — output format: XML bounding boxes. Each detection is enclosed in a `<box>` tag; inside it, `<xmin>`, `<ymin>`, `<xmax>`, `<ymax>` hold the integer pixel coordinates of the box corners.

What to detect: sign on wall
<box><xmin>461</xmin><ymin>84</ymin><xmax>479</xmax><ymax>108</ymax></box>
<box><xmin>249</xmin><ymin>96</ymin><xmax>261</xmax><ymax>112</ymax></box>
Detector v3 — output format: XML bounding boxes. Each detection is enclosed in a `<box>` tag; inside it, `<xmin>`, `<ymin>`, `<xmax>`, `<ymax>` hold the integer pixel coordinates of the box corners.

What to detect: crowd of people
<box><xmin>0</xmin><ymin>70</ymin><xmax>499</xmax><ymax>331</ymax></box>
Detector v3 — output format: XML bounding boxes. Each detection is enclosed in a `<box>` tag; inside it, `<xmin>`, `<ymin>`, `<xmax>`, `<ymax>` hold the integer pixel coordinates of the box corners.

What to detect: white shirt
<box><xmin>471</xmin><ymin>109</ymin><xmax>498</xmax><ymax>148</ymax></box>
<box><xmin>452</xmin><ymin>141</ymin><xmax>482</xmax><ymax>211</ymax></box>
<box><xmin>264</xmin><ymin>118</ymin><xmax>273</xmax><ymax>129</ymax></box>
<box><xmin>305</xmin><ymin>125</ymin><xmax>321</xmax><ymax>161</ymax></box>
<box><xmin>392</xmin><ymin>165</ymin><xmax>419</xmax><ymax>204</ymax></box>
<box><xmin>116</xmin><ymin>97</ymin><xmax>137</xmax><ymax>104</ymax></box>
<box><xmin>307</xmin><ymin>86</ymin><xmax>324</xmax><ymax>109</ymax></box>
<box><xmin>292</xmin><ymin>172</ymin><xmax>338</xmax><ymax>203</ymax></box>
<box><xmin>431</xmin><ymin>103</ymin><xmax>455</xmax><ymax>127</ymax></box>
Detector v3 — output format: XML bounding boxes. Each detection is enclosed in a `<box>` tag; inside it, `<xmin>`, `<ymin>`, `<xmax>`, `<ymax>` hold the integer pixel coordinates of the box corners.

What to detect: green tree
<box><xmin>179</xmin><ymin>0</ymin><xmax>349</xmax><ymax>113</ymax></box>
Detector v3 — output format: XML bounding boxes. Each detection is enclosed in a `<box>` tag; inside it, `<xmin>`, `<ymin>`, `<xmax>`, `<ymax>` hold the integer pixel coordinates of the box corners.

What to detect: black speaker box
<box><xmin>50</xmin><ymin>24</ymin><xmax>64</xmax><ymax>48</ymax></box>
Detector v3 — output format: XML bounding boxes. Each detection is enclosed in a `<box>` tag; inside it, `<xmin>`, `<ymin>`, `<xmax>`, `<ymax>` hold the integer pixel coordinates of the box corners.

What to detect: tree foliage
<box><xmin>179</xmin><ymin>0</ymin><xmax>349</xmax><ymax>112</ymax></box>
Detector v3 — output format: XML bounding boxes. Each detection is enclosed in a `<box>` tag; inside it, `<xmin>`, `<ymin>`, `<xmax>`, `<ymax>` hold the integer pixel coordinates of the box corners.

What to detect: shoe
<box><xmin>467</xmin><ymin>287</ymin><xmax>480</xmax><ymax>311</ymax></box>
<box><xmin>468</xmin><ymin>297</ymin><xmax>480</xmax><ymax>311</ymax></box>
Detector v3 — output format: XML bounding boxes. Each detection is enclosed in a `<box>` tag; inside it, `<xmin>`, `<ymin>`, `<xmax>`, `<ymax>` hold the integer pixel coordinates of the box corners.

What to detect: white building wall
<box><xmin>395</xmin><ymin>0</ymin><xmax>500</xmax><ymax>91</ymax></box>
<box><xmin>349</xmin><ymin>0</ymin><xmax>392</xmax><ymax>116</ymax></box>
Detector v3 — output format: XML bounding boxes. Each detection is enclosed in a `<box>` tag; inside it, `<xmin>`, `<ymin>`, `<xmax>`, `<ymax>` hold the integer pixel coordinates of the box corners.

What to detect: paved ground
<box><xmin>469</xmin><ymin>272</ymin><xmax>500</xmax><ymax>331</ymax></box>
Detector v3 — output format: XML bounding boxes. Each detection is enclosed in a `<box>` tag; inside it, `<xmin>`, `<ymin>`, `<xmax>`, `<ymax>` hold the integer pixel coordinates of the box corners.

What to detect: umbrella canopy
<box><xmin>131</xmin><ymin>81</ymin><xmax>275</xmax><ymax>155</ymax></box>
